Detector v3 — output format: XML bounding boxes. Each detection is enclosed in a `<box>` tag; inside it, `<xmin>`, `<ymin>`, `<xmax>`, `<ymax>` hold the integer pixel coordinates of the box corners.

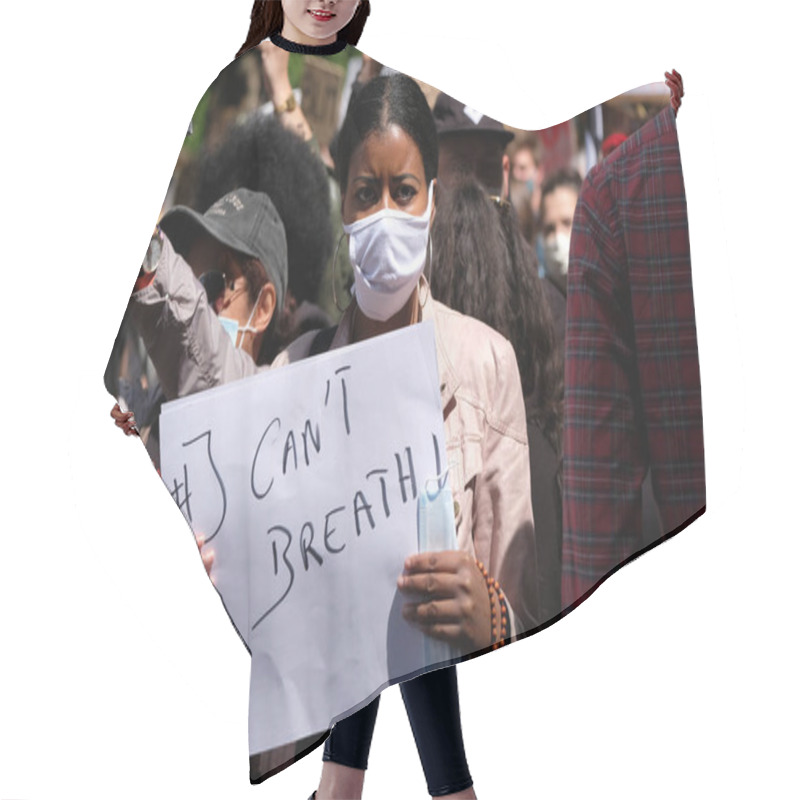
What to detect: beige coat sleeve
<box><xmin>471</xmin><ymin>337</ymin><xmax>540</xmax><ymax>636</ymax></box>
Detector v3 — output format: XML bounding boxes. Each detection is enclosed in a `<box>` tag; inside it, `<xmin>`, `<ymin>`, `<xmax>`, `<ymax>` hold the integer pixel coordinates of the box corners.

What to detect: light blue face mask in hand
<box><xmin>417</xmin><ymin>471</ymin><xmax>460</xmax><ymax>667</ymax></box>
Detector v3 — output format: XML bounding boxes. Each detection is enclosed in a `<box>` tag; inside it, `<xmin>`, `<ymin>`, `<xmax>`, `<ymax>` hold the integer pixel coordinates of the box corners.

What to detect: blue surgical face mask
<box><xmin>218</xmin><ymin>286</ymin><xmax>264</xmax><ymax>349</ymax></box>
<box><xmin>417</xmin><ymin>471</ymin><xmax>459</xmax><ymax>665</ymax></box>
<box><xmin>417</xmin><ymin>471</ymin><xmax>456</xmax><ymax>552</ymax></box>
<box><xmin>218</xmin><ymin>315</ymin><xmax>240</xmax><ymax>348</ymax></box>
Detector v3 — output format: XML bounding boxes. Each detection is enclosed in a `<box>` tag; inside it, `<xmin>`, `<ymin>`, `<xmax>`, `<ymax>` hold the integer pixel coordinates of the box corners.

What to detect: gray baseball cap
<box><xmin>159</xmin><ymin>188</ymin><xmax>288</xmax><ymax>313</ymax></box>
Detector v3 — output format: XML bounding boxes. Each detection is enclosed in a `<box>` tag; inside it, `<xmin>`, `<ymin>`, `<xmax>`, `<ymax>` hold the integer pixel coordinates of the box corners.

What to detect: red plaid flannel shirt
<box><xmin>561</xmin><ymin>106</ymin><xmax>705</xmax><ymax>607</ymax></box>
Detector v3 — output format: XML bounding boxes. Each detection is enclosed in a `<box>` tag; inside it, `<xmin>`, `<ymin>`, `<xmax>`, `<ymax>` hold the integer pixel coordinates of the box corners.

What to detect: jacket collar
<box><xmin>420</xmin><ymin>279</ymin><xmax>460</xmax><ymax>410</ymax></box>
<box><xmin>331</xmin><ymin>277</ymin><xmax>460</xmax><ymax>410</ymax></box>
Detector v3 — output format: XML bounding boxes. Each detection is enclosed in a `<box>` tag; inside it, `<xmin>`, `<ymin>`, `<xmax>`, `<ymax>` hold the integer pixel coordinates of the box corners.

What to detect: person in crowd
<box><xmin>190</xmin><ymin>111</ymin><xmax>335</xmax><ymax>347</ymax></box>
<box><xmin>110</xmin><ymin>63</ymin><xmax>336</xmax><ymax>435</ymax></box>
<box><xmin>510</xmin><ymin>134</ymin><xmax>541</xmax><ymax>191</ymax></box>
<box><xmin>508</xmin><ymin>133</ymin><xmax>543</xmax><ymax>233</ymax></box>
<box><xmin>430</xmin><ymin>175</ymin><xmax>564</xmax><ymax>623</ymax></box>
<box><xmin>300</xmin><ymin>71</ymin><xmax>538</xmax><ymax>800</ymax></box>
<box><xmin>108</xmin><ymin>230</ymin><xmax>237</xmax><ymax>445</ymax></box>
<box><xmin>432</xmin><ymin>91</ymin><xmax>513</xmax><ymax>199</ymax></box>
<box><xmin>113</xmin><ymin>64</ymin><xmax>538</xmax><ymax>796</ymax></box>
<box><xmin>111</xmin><ymin>186</ymin><xmax>288</xmax><ymax>466</ymax></box>
<box><xmin>428</xmin><ymin>91</ymin><xmax>563</xmax><ymax>622</ymax></box>
<box><xmin>538</xmin><ymin>167</ymin><xmax>583</xmax><ymax>341</ymax></box>
<box><xmin>431</xmin><ymin>91</ymin><xmax>567</xmax><ymax>350</ymax></box>
<box><xmin>561</xmin><ymin>76</ymin><xmax>704</xmax><ymax>609</ymax></box>
<box><xmin>128</xmin><ymin>186</ymin><xmax>287</xmax><ymax>394</ymax></box>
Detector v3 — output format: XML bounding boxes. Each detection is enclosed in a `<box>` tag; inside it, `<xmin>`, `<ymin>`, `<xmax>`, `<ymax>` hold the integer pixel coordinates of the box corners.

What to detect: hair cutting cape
<box><xmin>104</xmin><ymin>38</ymin><xmax>704</xmax><ymax>782</ymax></box>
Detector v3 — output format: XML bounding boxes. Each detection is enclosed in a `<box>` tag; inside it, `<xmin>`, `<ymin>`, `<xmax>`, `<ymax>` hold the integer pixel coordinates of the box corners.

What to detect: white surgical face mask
<box><xmin>343</xmin><ymin>182</ymin><xmax>434</xmax><ymax>322</ymax></box>
<box><xmin>543</xmin><ymin>231</ymin><xmax>571</xmax><ymax>282</ymax></box>
<box><xmin>218</xmin><ymin>286</ymin><xmax>263</xmax><ymax>349</ymax></box>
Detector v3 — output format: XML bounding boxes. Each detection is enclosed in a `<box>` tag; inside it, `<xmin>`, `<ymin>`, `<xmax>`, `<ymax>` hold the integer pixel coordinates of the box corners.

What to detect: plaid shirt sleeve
<box><xmin>561</xmin><ymin>107</ymin><xmax>705</xmax><ymax>607</ymax></box>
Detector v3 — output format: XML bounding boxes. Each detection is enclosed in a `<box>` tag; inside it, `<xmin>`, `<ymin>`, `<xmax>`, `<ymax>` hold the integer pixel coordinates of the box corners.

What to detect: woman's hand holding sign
<box><xmin>398</xmin><ymin>551</ymin><xmax>493</xmax><ymax>652</ymax></box>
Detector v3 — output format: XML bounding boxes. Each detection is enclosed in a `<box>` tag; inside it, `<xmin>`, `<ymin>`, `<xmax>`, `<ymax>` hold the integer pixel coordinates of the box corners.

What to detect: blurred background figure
<box><xmin>257</xmin><ymin>38</ymin><xmax>360</xmax><ymax>322</ymax></box>
<box><xmin>562</xmin><ymin>97</ymin><xmax>704</xmax><ymax>608</ymax></box>
<box><xmin>540</xmin><ymin>168</ymin><xmax>582</xmax><ymax>289</ymax></box>
<box><xmin>600</xmin><ymin>132</ymin><xmax>627</xmax><ymax>161</ymax></box>
<box><xmin>510</xmin><ymin>133</ymin><xmax>542</xmax><ymax>194</ymax></box>
<box><xmin>432</xmin><ymin>90</ymin><xmax>514</xmax><ymax>198</ymax></box>
<box><xmin>190</xmin><ymin>110</ymin><xmax>333</xmax><ymax>346</ymax></box>
<box><xmin>508</xmin><ymin>133</ymin><xmax>543</xmax><ymax>243</ymax></box>
<box><xmin>539</xmin><ymin>168</ymin><xmax>583</xmax><ymax>346</ymax></box>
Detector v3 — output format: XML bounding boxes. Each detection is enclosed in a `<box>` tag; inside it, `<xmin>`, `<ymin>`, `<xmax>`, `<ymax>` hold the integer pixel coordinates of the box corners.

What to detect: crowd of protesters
<box><xmin>108</xmin><ymin>42</ymin><xmax>681</xmax><ymax>625</ymax></box>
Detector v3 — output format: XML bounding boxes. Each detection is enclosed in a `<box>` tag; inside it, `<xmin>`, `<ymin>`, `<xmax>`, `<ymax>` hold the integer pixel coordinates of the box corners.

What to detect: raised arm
<box><xmin>128</xmin><ymin>233</ymin><xmax>259</xmax><ymax>401</ymax></box>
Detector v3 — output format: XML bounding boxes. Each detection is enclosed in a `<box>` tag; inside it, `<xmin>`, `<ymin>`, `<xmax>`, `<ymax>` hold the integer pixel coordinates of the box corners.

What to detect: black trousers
<box><xmin>323</xmin><ymin>665</ymin><xmax>473</xmax><ymax>797</ymax></box>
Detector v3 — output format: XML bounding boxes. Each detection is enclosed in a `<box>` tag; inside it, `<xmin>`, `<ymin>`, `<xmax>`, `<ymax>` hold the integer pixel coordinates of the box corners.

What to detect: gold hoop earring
<box><xmin>332</xmin><ymin>232</ymin><xmax>349</xmax><ymax>314</ymax></box>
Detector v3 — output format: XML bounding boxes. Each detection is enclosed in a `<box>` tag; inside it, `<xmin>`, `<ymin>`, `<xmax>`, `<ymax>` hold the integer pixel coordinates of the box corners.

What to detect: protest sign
<box><xmin>159</xmin><ymin>321</ymin><xmax>453</xmax><ymax>755</ymax></box>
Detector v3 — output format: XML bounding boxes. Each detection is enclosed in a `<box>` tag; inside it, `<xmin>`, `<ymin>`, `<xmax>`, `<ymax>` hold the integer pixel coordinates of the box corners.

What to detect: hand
<box><xmin>398</xmin><ymin>550</ymin><xmax>492</xmax><ymax>652</ymax></box>
<box><xmin>195</xmin><ymin>534</ymin><xmax>216</xmax><ymax>584</ymax></box>
<box><xmin>665</xmin><ymin>69</ymin><xmax>684</xmax><ymax>115</ymax></box>
<box><xmin>110</xmin><ymin>403</ymin><xmax>139</xmax><ymax>436</ymax></box>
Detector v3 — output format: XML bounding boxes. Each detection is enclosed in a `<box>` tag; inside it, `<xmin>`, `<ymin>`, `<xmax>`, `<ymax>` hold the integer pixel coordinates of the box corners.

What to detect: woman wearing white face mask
<box><xmin>245</xmin><ymin>72</ymin><xmax>538</xmax><ymax>800</ymax></box>
<box><xmin>109</xmin><ymin>12</ymin><xmax>538</xmax><ymax>795</ymax></box>
<box><xmin>111</xmin><ymin>73</ymin><xmax>538</xmax><ymax>797</ymax></box>
<box><xmin>135</xmin><ymin>71</ymin><xmax>538</xmax><ymax>797</ymax></box>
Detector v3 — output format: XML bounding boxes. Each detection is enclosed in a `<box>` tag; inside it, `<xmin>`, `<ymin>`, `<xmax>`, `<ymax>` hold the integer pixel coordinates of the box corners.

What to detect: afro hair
<box><xmin>193</xmin><ymin>112</ymin><xmax>333</xmax><ymax>306</ymax></box>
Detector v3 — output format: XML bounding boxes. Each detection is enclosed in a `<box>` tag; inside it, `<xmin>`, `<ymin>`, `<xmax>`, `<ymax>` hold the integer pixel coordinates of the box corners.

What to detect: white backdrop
<box><xmin>1</xmin><ymin>1</ymin><xmax>797</xmax><ymax>798</ymax></box>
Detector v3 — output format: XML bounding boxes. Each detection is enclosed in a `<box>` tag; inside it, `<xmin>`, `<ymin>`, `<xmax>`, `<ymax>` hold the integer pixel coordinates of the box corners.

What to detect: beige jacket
<box><xmin>130</xmin><ymin>237</ymin><xmax>539</xmax><ymax>632</ymax></box>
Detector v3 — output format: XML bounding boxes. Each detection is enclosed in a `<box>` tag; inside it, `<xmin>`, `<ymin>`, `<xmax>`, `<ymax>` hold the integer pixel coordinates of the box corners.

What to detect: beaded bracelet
<box><xmin>475</xmin><ymin>559</ymin><xmax>509</xmax><ymax>650</ymax></box>
<box><xmin>495</xmin><ymin>589</ymin><xmax>509</xmax><ymax>650</ymax></box>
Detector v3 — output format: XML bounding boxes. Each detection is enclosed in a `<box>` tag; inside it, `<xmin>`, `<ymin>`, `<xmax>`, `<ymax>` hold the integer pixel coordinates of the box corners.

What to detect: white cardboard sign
<box><xmin>159</xmin><ymin>322</ymin><xmax>452</xmax><ymax>755</ymax></box>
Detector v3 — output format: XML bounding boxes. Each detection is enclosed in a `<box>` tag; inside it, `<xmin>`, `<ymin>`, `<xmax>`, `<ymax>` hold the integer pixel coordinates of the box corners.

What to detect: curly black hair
<box><xmin>430</xmin><ymin>176</ymin><xmax>563</xmax><ymax>454</ymax></box>
<box><xmin>192</xmin><ymin>112</ymin><xmax>333</xmax><ymax>307</ymax></box>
